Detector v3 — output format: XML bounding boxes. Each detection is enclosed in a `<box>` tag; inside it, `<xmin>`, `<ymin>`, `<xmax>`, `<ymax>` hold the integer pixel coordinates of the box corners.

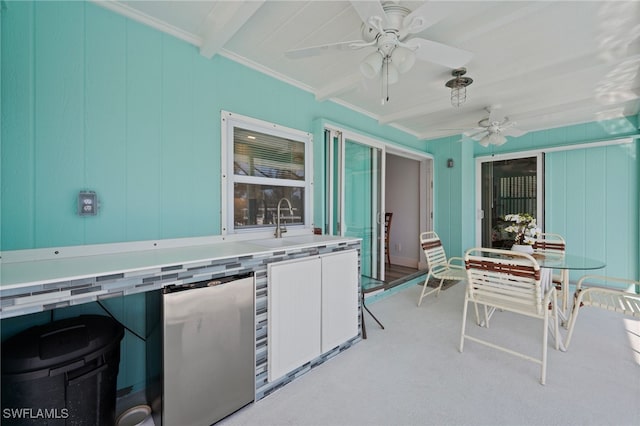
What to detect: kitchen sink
<box><xmin>250</xmin><ymin>238</ymin><xmax>296</xmax><ymax>248</ymax></box>
<box><xmin>249</xmin><ymin>235</ymin><xmax>338</xmax><ymax>248</ymax></box>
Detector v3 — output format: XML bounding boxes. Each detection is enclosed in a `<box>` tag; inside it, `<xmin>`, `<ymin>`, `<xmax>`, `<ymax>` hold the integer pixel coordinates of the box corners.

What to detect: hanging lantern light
<box><xmin>445</xmin><ymin>68</ymin><xmax>473</xmax><ymax>108</ymax></box>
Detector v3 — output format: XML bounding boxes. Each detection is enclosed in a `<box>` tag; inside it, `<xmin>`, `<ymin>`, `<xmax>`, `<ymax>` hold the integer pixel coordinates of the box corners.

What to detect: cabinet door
<box><xmin>321</xmin><ymin>250</ymin><xmax>359</xmax><ymax>352</ymax></box>
<box><xmin>268</xmin><ymin>257</ymin><xmax>322</xmax><ymax>382</ymax></box>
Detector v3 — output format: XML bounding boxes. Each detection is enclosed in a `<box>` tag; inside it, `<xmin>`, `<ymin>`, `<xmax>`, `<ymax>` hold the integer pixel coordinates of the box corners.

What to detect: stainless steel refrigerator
<box><xmin>162</xmin><ymin>274</ymin><xmax>255</xmax><ymax>426</ymax></box>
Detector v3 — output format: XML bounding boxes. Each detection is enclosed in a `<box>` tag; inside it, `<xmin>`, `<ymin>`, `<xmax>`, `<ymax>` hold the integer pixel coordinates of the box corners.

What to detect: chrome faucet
<box><xmin>275</xmin><ymin>198</ymin><xmax>293</xmax><ymax>238</ymax></box>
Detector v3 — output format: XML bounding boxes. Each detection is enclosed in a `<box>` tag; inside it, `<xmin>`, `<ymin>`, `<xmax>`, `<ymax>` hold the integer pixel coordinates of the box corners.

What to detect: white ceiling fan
<box><xmin>464</xmin><ymin>107</ymin><xmax>528</xmax><ymax>147</ymax></box>
<box><xmin>285</xmin><ymin>1</ymin><xmax>472</xmax><ymax>88</ymax></box>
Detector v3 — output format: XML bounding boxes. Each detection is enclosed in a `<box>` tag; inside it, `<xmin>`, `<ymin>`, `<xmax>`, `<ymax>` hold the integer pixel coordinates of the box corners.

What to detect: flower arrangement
<box><xmin>503</xmin><ymin>213</ymin><xmax>540</xmax><ymax>245</ymax></box>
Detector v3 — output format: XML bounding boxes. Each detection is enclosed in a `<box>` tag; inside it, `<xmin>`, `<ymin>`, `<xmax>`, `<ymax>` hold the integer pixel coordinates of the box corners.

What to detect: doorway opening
<box><xmin>384</xmin><ymin>152</ymin><xmax>431</xmax><ymax>285</ymax></box>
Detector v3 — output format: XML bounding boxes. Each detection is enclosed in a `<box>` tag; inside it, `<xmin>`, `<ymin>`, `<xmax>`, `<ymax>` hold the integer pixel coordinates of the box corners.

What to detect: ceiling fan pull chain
<box><xmin>380</xmin><ymin>67</ymin><xmax>386</xmax><ymax>105</ymax></box>
<box><xmin>384</xmin><ymin>60</ymin><xmax>390</xmax><ymax>104</ymax></box>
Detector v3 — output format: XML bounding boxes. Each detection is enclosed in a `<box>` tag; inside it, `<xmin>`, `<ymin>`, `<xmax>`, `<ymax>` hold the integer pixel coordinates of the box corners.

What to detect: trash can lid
<box><xmin>1</xmin><ymin>315</ymin><xmax>124</xmax><ymax>374</ymax></box>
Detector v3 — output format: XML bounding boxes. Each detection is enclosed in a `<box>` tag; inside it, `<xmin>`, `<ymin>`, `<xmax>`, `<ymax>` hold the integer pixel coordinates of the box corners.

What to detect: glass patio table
<box><xmin>531</xmin><ymin>252</ymin><xmax>606</xmax><ymax>314</ymax></box>
<box><xmin>531</xmin><ymin>252</ymin><xmax>605</xmax><ymax>271</ymax></box>
<box><xmin>482</xmin><ymin>249</ymin><xmax>606</xmax><ymax>351</ymax></box>
<box><xmin>483</xmin><ymin>250</ymin><xmax>605</xmax><ymax>317</ymax></box>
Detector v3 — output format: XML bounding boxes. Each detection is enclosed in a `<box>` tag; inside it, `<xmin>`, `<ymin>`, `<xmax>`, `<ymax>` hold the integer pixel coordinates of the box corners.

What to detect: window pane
<box><xmin>234</xmin><ymin>128</ymin><xmax>305</xmax><ymax>181</ymax></box>
<box><xmin>234</xmin><ymin>183</ymin><xmax>304</xmax><ymax>229</ymax></box>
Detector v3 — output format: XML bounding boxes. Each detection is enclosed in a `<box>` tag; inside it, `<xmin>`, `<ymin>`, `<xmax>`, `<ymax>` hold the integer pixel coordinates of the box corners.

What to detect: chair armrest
<box><xmin>576</xmin><ymin>275</ymin><xmax>640</xmax><ymax>291</ymax></box>
<box><xmin>447</xmin><ymin>256</ymin><xmax>465</xmax><ymax>267</ymax></box>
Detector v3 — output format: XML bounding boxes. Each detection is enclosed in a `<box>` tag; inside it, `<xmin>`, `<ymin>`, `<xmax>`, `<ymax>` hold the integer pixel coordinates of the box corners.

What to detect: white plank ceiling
<box><xmin>98</xmin><ymin>0</ymin><xmax>640</xmax><ymax>140</ymax></box>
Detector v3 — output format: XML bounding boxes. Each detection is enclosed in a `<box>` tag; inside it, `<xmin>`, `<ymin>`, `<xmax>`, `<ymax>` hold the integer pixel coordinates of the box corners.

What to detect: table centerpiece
<box><xmin>503</xmin><ymin>213</ymin><xmax>540</xmax><ymax>253</ymax></box>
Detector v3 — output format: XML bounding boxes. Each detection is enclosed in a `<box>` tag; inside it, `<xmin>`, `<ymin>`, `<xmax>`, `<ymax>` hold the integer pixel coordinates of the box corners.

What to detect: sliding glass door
<box><xmin>325</xmin><ymin>129</ymin><xmax>385</xmax><ymax>280</ymax></box>
<box><xmin>344</xmin><ymin>138</ymin><xmax>383</xmax><ymax>278</ymax></box>
<box><xmin>477</xmin><ymin>154</ymin><xmax>544</xmax><ymax>248</ymax></box>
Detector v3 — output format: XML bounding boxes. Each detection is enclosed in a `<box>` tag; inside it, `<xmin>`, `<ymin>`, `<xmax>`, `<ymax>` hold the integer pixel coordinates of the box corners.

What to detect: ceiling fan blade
<box><xmin>350</xmin><ymin>1</ymin><xmax>389</xmax><ymax>30</ymax></box>
<box><xmin>406</xmin><ymin>38</ymin><xmax>472</xmax><ymax>69</ymax></box>
<box><xmin>478</xmin><ymin>136</ymin><xmax>491</xmax><ymax>148</ymax></box>
<box><xmin>464</xmin><ymin>129</ymin><xmax>487</xmax><ymax>140</ymax></box>
<box><xmin>401</xmin><ymin>2</ymin><xmax>450</xmax><ymax>36</ymax></box>
<box><xmin>502</xmin><ymin>127</ymin><xmax>528</xmax><ymax>137</ymax></box>
<box><xmin>285</xmin><ymin>40</ymin><xmax>369</xmax><ymax>59</ymax></box>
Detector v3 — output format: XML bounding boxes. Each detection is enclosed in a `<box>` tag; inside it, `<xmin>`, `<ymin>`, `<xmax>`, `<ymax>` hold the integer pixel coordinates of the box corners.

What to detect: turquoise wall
<box><xmin>546</xmin><ymin>142</ymin><xmax>639</xmax><ymax>281</ymax></box>
<box><xmin>426</xmin><ymin>118</ymin><xmax>639</xmax><ymax>282</ymax></box>
<box><xmin>1</xmin><ymin>0</ymin><xmax>422</xmax><ymax>252</ymax></box>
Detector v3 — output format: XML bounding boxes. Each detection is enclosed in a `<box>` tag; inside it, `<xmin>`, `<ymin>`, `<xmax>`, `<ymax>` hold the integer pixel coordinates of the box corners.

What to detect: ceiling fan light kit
<box><xmin>360</xmin><ymin>52</ymin><xmax>384</xmax><ymax>78</ymax></box>
<box><xmin>445</xmin><ymin>68</ymin><xmax>473</xmax><ymax>108</ymax></box>
<box><xmin>285</xmin><ymin>1</ymin><xmax>473</xmax><ymax>103</ymax></box>
<box><xmin>392</xmin><ymin>46</ymin><xmax>416</xmax><ymax>73</ymax></box>
<box><xmin>479</xmin><ymin>132</ymin><xmax>507</xmax><ymax>147</ymax></box>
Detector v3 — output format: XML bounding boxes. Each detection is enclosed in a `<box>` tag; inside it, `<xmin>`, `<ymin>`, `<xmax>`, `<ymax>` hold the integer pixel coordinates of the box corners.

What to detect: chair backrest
<box><xmin>420</xmin><ymin>231</ymin><xmax>448</xmax><ymax>268</ymax></box>
<box><xmin>385</xmin><ymin>213</ymin><xmax>393</xmax><ymax>242</ymax></box>
<box><xmin>464</xmin><ymin>247</ymin><xmax>543</xmax><ymax>315</ymax></box>
<box><xmin>533</xmin><ymin>233</ymin><xmax>566</xmax><ymax>254</ymax></box>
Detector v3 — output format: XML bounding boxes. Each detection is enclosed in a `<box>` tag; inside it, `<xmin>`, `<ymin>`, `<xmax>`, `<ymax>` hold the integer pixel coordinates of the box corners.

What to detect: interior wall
<box><xmin>385</xmin><ymin>154</ymin><xmax>420</xmax><ymax>268</ymax></box>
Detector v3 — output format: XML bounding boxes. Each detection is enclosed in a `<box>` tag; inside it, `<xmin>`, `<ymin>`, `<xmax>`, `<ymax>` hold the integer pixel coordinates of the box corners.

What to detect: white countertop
<box><xmin>1</xmin><ymin>234</ymin><xmax>358</xmax><ymax>290</ymax></box>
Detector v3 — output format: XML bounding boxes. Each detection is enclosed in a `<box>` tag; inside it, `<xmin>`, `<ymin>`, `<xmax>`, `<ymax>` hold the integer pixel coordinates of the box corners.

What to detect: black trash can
<box><xmin>1</xmin><ymin>315</ymin><xmax>125</xmax><ymax>425</ymax></box>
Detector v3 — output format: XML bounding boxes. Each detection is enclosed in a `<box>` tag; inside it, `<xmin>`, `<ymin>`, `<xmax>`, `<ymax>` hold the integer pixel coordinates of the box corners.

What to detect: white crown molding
<box><xmin>218</xmin><ymin>48</ymin><xmax>317</xmax><ymax>95</ymax></box>
<box><xmin>92</xmin><ymin>0</ymin><xmax>202</xmax><ymax>47</ymax></box>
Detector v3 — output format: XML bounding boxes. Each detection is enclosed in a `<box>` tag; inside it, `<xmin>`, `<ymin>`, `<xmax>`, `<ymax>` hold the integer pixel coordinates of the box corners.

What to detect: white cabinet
<box><xmin>267</xmin><ymin>250</ymin><xmax>358</xmax><ymax>382</ymax></box>
<box><xmin>320</xmin><ymin>250</ymin><xmax>359</xmax><ymax>352</ymax></box>
<box><xmin>267</xmin><ymin>257</ymin><xmax>322</xmax><ymax>382</ymax></box>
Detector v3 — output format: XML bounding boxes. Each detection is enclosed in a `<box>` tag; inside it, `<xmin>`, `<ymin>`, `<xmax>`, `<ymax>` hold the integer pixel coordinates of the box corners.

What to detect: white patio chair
<box><xmin>417</xmin><ymin>231</ymin><xmax>467</xmax><ymax>307</ymax></box>
<box><xmin>564</xmin><ymin>274</ymin><xmax>640</xmax><ymax>350</ymax></box>
<box><xmin>460</xmin><ymin>247</ymin><xmax>559</xmax><ymax>385</ymax></box>
<box><xmin>533</xmin><ymin>233</ymin><xmax>568</xmax><ymax>311</ymax></box>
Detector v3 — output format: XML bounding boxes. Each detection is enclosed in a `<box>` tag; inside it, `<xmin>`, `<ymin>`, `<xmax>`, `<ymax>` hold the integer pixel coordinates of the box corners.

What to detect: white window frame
<box><xmin>221</xmin><ymin>111</ymin><xmax>313</xmax><ymax>236</ymax></box>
